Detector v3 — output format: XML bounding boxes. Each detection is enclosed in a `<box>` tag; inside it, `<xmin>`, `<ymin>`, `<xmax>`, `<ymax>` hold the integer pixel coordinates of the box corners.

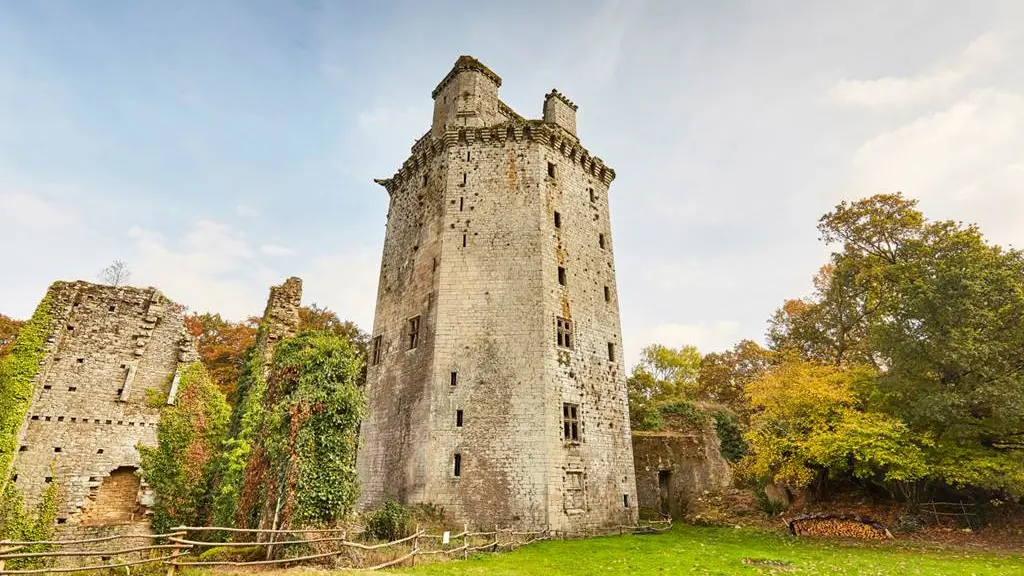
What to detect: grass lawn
<box><xmin>370</xmin><ymin>524</ymin><xmax>1024</xmax><ymax>576</ymax></box>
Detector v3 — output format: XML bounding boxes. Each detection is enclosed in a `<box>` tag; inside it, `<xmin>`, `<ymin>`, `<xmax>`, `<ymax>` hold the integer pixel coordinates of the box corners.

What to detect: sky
<box><xmin>2</xmin><ymin>1</ymin><xmax>1023</xmax><ymax>368</ymax></box>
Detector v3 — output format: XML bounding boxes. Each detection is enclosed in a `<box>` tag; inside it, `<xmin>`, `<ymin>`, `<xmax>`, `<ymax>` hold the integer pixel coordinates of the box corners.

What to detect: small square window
<box><xmin>558</xmin><ymin>267</ymin><xmax>566</xmax><ymax>286</ymax></box>
<box><xmin>407</xmin><ymin>316</ymin><xmax>421</xmax><ymax>350</ymax></box>
<box><xmin>563</xmin><ymin>403</ymin><xmax>580</xmax><ymax>442</ymax></box>
<box><xmin>604</xmin><ymin>286</ymin><xmax>611</xmax><ymax>302</ymax></box>
<box><xmin>54</xmin><ymin>447</ymin><xmax>62</xmax><ymax>453</ymax></box>
<box><xmin>547</xmin><ymin>162</ymin><xmax>556</xmax><ymax>178</ymax></box>
<box><xmin>453</xmin><ymin>453</ymin><xmax>462</xmax><ymax>477</ymax></box>
<box><xmin>450</xmin><ymin>371</ymin><xmax>458</xmax><ymax>386</ymax></box>
<box><xmin>371</xmin><ymin>336</ymin><xmax>383</xmax><ymax>366</ymax></box>
<box><xmin>556</xmin><ymin>317</ymin><xmax>573</xmax><ymax>349</ymax></box>
<box><xmin>18</xmin><ymin>446</ymin><xmax>27</xmax><ymax>452</ymax></box>
<box><xmin>97</xmin><ymin>449</ymin><xmax>104</xmax><ymax>454</ymax></box>
<box><xmin>44</xmin><ymin>477</ymin><xmax>53</xmax><ymax>484</ymax></box>
<box><xmin>68</xmin><ymin>387</ymin><xmax>77</xmax><ymax>392</ymax></box>
<box><xmin>608</xmin><ymin>342</ymin><xmax>616</xmax><ymax>362</ymax></box>
<box><xmin>456</xmin><ymin>409</ymin><xmax>464</xmax><ymax>427</ymax></box>
<box><xmin>554</xmin><ymin>211</ymin><xmax>561</xmax><ymax>228</ymax></box>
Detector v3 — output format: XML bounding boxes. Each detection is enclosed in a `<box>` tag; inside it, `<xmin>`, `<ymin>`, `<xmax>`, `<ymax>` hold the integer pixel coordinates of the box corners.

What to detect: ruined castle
<box><xmin>356</xmin><ymin>56</ymin><xmax>638</xmax><ymax>531</ymax></box>
<box><xmin>4</xmin><ymin>281</ymin><xmax>195</xmax><ymax>532</ymax></box>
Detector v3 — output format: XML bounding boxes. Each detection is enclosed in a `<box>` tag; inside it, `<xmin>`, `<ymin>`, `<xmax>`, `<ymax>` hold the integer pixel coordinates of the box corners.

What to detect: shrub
<box><xmin>711</xmin><ymin>410</ymin><xmax>747</xmax><ymax>463</ymax></box>
<box><xmin>365</xmin><ymin>500</ymin><xmax>409</xmax><ymax>541</ymax></box>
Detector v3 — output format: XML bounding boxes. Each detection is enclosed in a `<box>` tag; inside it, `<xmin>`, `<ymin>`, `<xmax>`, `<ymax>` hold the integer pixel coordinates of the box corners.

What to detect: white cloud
<box><xmin>625</xmin><ymin>320</ymin><xmax>740</xmax><ymax>369</ymax></box>
<box><xmin>236</xmin><ymin>204</ymin><xmax>260</xmax><ymax>218</ymax></box>
<box><xmin>298</xmin><ymin>248</ymin><xmax>380</xmax><ymax>331</ymax></box>
<box><xmin>260</xmin><ymin>244</ymin><xmax>295</xmax><ymax>256</ymax></box>
<box><xmin>828</xmin><ymin>33</ymin><xmax>1003</xmax><ymax>108</ymax></box>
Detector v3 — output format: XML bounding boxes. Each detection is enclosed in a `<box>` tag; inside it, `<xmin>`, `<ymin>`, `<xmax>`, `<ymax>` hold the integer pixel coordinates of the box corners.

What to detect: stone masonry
<box><xmin>357</xmin><ymin>56</ymin><xmax>638</xmax><ymax>532</ymax></box>
<box><xmin>5</xmin><ymin>280</ymin><xmax>196</xmax><ymax>526</ymax></box>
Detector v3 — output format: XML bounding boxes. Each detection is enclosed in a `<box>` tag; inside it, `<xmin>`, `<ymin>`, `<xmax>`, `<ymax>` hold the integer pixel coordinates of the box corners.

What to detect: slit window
<box><xmin>371</xmin><ymin>336</ymin><xmax>383</xmax><ymax>366</ymax></box>
<box><xmin>453</xmin><ymin>453</ymin><xmax>462</xmax><ymax>477</ymax></box>
<box><xmin>599</xmin><ymin>233</ymin><xmax>606</xmax><ymax>249</ymax></box>
<box><xmin>456</xmin><ymin>409</ymin><xmax>464</xmax><ymax>427</ymax></box>
<box><xmin>462</xmin><ymin>234</ymin><xmax>467</xmax><ymax>247</ymax></box>
<box><xmin>450</xmin><ymin>371</ymin><xmax>458</xmax><ymax>386</ymax></box>
<box><xmin>589</xmin><ymin>188</ymin><xmax>596</xmax><ymax>203</ymax></box>
<box><xmin>608</xmin><ymin>342</ymin><xmax>616</xmax><ymax>362</ymax></box>
<box><xmin>563</xmin><ymin>403</ymin><xmax>580</xmax><ymax>441</ymax></box>
<box><xmin>547</xmin><ymin>162</ymin><xmax>556</xmax><ymax>178</ymax></box>
<box><xmin>554</xmin><ymin>211</ymin><xmax>561</xmax><ymax>228</ymax></box>
<box><xmin>460</xmin><ymin>197</ymin><xmax>464</xmax><ymax>211</ymax></box>
<box><xmin>604</xmin><ymin>286</ymin><xmax>611</xmax><ymax>302</ymax></box>
<box><xmin>556</xmin><ymin>317</ymin><xmax>573</xmax><ymax>349</ymax></box>
<box><xmin>423</xmin><ymin>173</ymin><xmax>428</xmax><ymax>186</ymax></box>
<box><xmin>623</xmin><ymin>494</ymin><xmax>630</xmax><ymax>508</ymax></box>
<box><xmin>466</xmin><ymin>151</ymin><xmax>471</xmax><ymax>161</ymax></box>
<box><xmin>558</xmin><ymin>267</ymin><xmax>566</xmax><ymax>286</ymax></box>
<box><xmin>407</xmin><ymin>316</ymin><xmax>421</xmax><ymax>350</ymax></box>
<box><xmin>462</xmin><ymin>173</ymin><xmax>467</xmax><ymax>186</ymax></box>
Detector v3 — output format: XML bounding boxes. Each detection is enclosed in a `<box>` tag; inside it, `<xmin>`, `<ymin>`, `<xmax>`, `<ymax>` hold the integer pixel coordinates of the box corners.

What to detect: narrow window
<box><xmin>43</xmin><ymin>385</ymin><xmax>52</xmax><ymax>390</ymax></box>
<box><xmin>459</xmin><ymin>197</ymin><xmax>464</xmax><ymax>211</ymax></box>
<box><xmin>462</xmin><ymin>234</ymin><xmax>467</xmax><ymax>247</ymax></box>
<box><xmin>407</xmin><ymin>316</ymin><xmax>421</xmax><ymax>350</ymax></box>
<box><xmin>599</xmin><ymin>233</ymin><xmax>606</xmax><ymax>249</ymax></box>
<box><xmin>466</xmin><ymin>151</ymin><xmax>471</xmax><ymax>161</ymax></box>
<box><xmin>456</xmin><ymin>409</ymin><xmax>464</xmax><ymax>427</ymax></box>
<box><xmin>450</xmin><ymin>371</ymin><xmax>458</xmax><ymax>386</ymax></box>
<box><xmin>462</xmin><ymin>173</ymin><xmax>467</xmax><ymax>186</ymax></box>
<box><xmin>554</xmin><ymin>211</ymin><xmax>561</xmax><ymax>228</ymax></box>
<box><xmin>371</xmin><ymin>336</ymin><xmax>383</xmax><ymax>366</ymax></box>
<box><xmin>422</xmin><ymin>173</ymin><xmax>428</xmax><ymax>186</ymax></box>
<box><xmin>563</xmin><ymin>403</ymin><xmax>580</xmax><ymax>441</ymax></box>
<box><xmin>547</xmin><ymin>162</ymin><xmax>556</xmax><ymax>178</ymax></box>
<box><xmin>623</xmin><ymin>494</ymin><xmax>630</xmax><ymax>508</ymax></box>
<box><xmin>604</xmin><ymin>286</ymin><xmax>611</xmax><ymax>302</ymax></box>
<box><xmin>68</xmin><ymin>386</ymin><xmax>77</xmax><ymax>392</ymax></box>
<box><xmin>556</xmin><ymin>317</ymin><xmax>574</xmax><ymax>349</ymax></box>
<box><xmin>453</xmin><ymin>453</ymin><xmax>462</xmax><ymax>477</ymax></box>
<box><xmin>608</xmin><ymin>342</ymin><xmax>616</xmax><ymax>362</ymax></box>
<box><xmin>558</xmin><ymin>267</ymin><xmax>566</xmax><ymax>286</ymax></box>
<box><xmin>589</xmin><ymin>188</ymin><xmax>596</xmax><ymax>203</ymax></box>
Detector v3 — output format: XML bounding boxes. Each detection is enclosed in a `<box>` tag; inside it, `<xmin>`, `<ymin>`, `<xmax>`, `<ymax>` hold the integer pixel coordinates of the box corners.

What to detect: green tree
<box><xmin>697</xmin><ymin>340</ymin><xmax>773</xmax><ymax>415</ymax></box>
<box><xmin>627</xmin><ymin>344</ymin><xmax>701</xmax><ymax>430</ymax></box>
<box><xmin>139</xmin><ymin>363</ymin><xmax>230</xmax><ymax>533</ymax></box>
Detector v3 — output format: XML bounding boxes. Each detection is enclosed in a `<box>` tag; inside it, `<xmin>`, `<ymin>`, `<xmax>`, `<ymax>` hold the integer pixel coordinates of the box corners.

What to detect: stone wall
<box><xmin>632</xmin><ymin>426</ymin><xmax>732</xmax><ymax>520</ymax></box>
<box><xmin>358</xmin><ymin>55</ymin><xmax>636</xmax><ymax>532</ymax></box>
<box><xmin>9</xmin><ymin>280</ymin><xmax>194</xmax><ymax>526</ymax></box>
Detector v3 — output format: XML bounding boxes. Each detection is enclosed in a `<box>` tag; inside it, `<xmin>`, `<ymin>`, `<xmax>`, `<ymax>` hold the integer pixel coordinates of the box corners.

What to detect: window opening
<box><xmin>453</xmin><ymin>453</ymin><xmax>462</xmax><ymax>477</ymax></box>
<box><xmin>558</xmin><ymin>267</ymin><xmax>566</xmax><ymax>286</ymax></box>
<box><xmin>599</xmin><ymin>233</ymin><xmax>606</xmax><ymax>249</ymax></box>
<box><xmin>407</xmin><ymin>316</ymin><xmax>421</xmax><ymax>350</ymax></box>
<box><xmin>460</xmin><ymin>197</ymin><xmax>464</xmax><ymax>211</ymax></box>
<box><xmin>462</xmin><ymin>173</ymin><xmax>467</xmax><ymax>186</ymax></box>
<box><xmin>547</xmin><ymin>162</ymin><xmax>556</xmax><ymax>178</ymax></box>
<box><xmin>556</xmin><ymin>317</ymin><xmax>574</xmax><ymax>349</ymax></box>
<box><xmin>554</xmin><ymin>211</ymin><xmax>561</xmax><ymax>228</ymax></box>
<box><xmin>589</xmin><ymin>188</ymin><xmax>596</xmax><ymax>203</ymax></box>
<box><xmin>608</xmin><ymin>342</ymin><xmax>616</xmax><ymax>362</ymax></box>
<box><xmin>623</xmin><ymin>494</ymin><xmax>630</xmax><ymax>508</ymax></box>
<box><xmin>563</xmin><ymin>403</ymin><xmax>580</xmax><ymax>441</ymax></box>
<box><xmin>371</xmin><ymin>336</ymin><xmax>383</xmax><ymax>366</ymax></box>
<box><xmin>604</xmin><ymin>286</ymin><xmax>611</xmax><ymax>302</ymax></box>
<box><xmin>456</xmin><ymin>409</ymin><xmax>464</xmax><ymax>427</ymax></box>
<box><xmin>462</xmin><ymin>234</ymin><xmax>467</xmax><ymax>247</ymax></box>
<box><xmin>450</xmin><ymin>371</ymin><xmax>458</xmax><ymax>386</ymax></box>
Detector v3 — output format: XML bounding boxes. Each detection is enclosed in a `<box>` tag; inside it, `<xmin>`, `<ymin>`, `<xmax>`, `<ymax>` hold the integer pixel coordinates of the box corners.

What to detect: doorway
<box><xmin>658</xmin><ymin>470</ymin><xmax>672</xmax><ymax>518</ymax></box>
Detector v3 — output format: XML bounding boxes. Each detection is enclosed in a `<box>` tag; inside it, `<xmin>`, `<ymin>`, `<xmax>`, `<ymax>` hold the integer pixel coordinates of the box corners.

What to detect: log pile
<box><xmin>787</xmin><ymin>513</ymin><xmax>893</xmax><ymax>539</ymax></box>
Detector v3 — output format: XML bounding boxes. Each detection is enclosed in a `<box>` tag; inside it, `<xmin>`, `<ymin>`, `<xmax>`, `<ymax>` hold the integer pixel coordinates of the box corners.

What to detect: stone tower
<box><xmin>357</xmin><ymin>56</ymin><xmax>637</xmax><ymax>532</ymax></box>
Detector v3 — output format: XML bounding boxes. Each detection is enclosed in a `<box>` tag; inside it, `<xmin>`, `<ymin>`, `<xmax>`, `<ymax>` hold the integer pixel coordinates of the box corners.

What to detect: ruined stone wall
<box><xmin>359</xmin><ymin>56</ymin><xmax>636</xmax><ymax>532</ymax></box>
<box><xmin>632</xmin><ymin>427</ymin><xmax>732</xmax><ymax>520</ymax></box>
<box><xmin>10</xmin><ymin>281</ymin><xmax>193</xmax><ymax>525</ymax></box>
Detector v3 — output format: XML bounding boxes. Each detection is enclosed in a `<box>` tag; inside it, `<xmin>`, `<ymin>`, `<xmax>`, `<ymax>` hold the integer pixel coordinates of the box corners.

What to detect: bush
<box><xmin>711</xmin><ymin>410</ymin><xmax>747</xmax><ymax>463</ymax></box>
<box><xmin>365</xmin><ymin>500</ymin><xmax>409</xmax><ymax>541</ymax></box>
<box><xmin>754</xmin><ymin>488</ymin><xmax>787</xmax><ymax>517</ymax></box>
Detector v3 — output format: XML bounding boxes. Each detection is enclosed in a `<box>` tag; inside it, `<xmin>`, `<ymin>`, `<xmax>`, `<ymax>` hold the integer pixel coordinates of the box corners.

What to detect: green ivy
<box><xmin>364</xmin><ymin>500</ymin><xmax>409</xmax><ymax>541</ymax></box>
<box><xmin>0</xmin><ymin>295</ymin><xmax>53</xmax><ymax>488</ymax></box>
<box><xmin>711</xmin><ymin>410</ymin><xmax>748</xmax><ymax>463</ymax></box>
<box><xmin>139</xmin><ymin>362</ymin><xmax>230</xmax><ymax>533</ymax></box>
<box><xmin>0</xmin><ymin>467</ymin><xmax>60</xmax><ymax>570</ymax></box>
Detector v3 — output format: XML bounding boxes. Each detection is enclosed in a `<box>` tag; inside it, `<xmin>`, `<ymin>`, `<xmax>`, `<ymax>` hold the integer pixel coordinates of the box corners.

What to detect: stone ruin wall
<box><xmin>6</xmin><ymin>280</ymin><xmax>196</xmax><ymax>532</ymax></box>
<box><xmin>632</xmin><ymin>424</ymin><xmax>732</xmax><ymax>520</ymax></box>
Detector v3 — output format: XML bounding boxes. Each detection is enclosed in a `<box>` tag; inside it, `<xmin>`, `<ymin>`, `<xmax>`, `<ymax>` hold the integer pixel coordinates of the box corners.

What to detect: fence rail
<box><xmin>0</xmin><ymin>519</ymin><xmax>672</xmax><ymax>574</ymax></box>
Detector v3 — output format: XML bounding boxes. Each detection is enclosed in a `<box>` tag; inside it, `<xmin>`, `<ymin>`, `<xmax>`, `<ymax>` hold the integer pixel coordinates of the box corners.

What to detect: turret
<box><xmin>430</xmin><ymin>55</ymin><xmax>503</xmax><ymax>137</ymax></box>
<box><xmin>543</xmin><ymin>89</ymin><xmax>578</xmax><ymax>138</ymax></box>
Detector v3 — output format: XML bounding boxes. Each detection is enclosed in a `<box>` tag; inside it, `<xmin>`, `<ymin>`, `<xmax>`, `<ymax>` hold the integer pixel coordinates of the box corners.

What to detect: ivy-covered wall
<box><xmin>0</xmin><ymin>295</ymin><xmax>52</xmax><ymax>489</ymax></box>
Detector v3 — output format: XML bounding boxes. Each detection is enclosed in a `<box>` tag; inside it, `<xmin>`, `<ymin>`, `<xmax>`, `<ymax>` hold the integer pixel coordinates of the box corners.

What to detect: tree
<box><xmin>184</xmin><ymin>313</ymin><xmax>258</xmax><ymax>401</ymax></box>
<box><xmin>298</xmin><ymin>304</ymin><xmax>369</xmax><ymax>357</ymax></box>
<box><xmin>627</xmin><ymin>344</ymin><xmax>701</xmax><ymax>429</ymax></box>
<box><xmin>740</xmin><ymin>357</ymin><xmax>927</xmax><ymax>495</ymax></box>
<box><xmin>0</xmin><ymin>315</ymin><xmax>24</xmax><ymax>361</ymax></box>
<box><xmin>97</xmin><ymin>260</ymin><xmax>131</xmax><ymax>286</ymax></box>
<box><xmin>697</xmin><ymin>339</ymin><xmax>773</xmax><ymax>415</ymax></box>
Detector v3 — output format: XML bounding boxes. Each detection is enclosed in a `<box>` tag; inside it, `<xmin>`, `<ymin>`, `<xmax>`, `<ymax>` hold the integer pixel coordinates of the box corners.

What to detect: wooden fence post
<box><xmin>411</xmin><ymin>524</ymin><xmax>419</xmax><ymax>566</ymax></box>
<box><xmin>463</xmin><ymin>523</ymin><xmax>468</xmax><ymax>560</ymax></box>
<box><xmin>166</xmin><ymin>527</ymin><xmax>185</xmax><ymax>576</ymax></box>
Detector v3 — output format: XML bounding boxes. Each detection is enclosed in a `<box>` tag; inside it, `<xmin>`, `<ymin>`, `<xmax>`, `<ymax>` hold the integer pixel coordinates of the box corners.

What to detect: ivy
<box><xmin>0</xmin><ymin>295</ymin><xmax>53</xmax><ymax>487</ymax></box>
<box><xmin>0</xmin><ymin>467</ymin><xmax>60</xmax><ymax>570</ymax></box>
<box><xmin>710</xmin><ymin>410</ymin><xmax>748</xmax><ymax>463</ymax></box>
<box><xmin>139</xmin><ymin>362</ymin><xmax>230</xmax><ymax>533</ymax></box>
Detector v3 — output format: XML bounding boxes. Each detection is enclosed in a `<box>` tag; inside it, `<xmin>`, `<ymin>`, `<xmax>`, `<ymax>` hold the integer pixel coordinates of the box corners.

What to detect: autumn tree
<box><xmin>98</xmin><ymin>260</ymin><xmax>131</xmax><ymax>286</ymax></box>
<box><xmin>627</xmin><ymin>344</ymin><xmax>701</xmax><ymax>429</ymax></box>
<box><xmin>0</xmin><ymin>315</ymin><xmax>23</xmax><ymax>361</ymax></box>
<box><xmin>184</xmin><ymin>313</ymin><xmax>258</xmax><ymax>401</ymax></box>
<box><xmin>697</xmin><ymin>339</ymin><xmax>773</xmax><ymax>415</ymax></box>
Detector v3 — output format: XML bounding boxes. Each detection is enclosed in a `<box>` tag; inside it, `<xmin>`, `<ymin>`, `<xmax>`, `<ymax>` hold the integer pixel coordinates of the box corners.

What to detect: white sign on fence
<box><xmin>442</xmin><ymin>531</ymin><xmax>451</xmax><ymax>544</ymax></box>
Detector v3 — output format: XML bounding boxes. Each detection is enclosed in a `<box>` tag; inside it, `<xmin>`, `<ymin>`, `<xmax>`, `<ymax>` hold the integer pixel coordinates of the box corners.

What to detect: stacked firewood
<box><xmin>787</xmin><ymin>513</ymin><xmax>893</xmax><ymax>539</ymax></box>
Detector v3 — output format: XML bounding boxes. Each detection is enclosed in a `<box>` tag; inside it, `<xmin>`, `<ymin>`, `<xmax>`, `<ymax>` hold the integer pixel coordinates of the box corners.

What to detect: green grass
<box><xmin>379</xmin><ymin>524</ymin><xmax>1024</xmax><ymax>576</ymax></box>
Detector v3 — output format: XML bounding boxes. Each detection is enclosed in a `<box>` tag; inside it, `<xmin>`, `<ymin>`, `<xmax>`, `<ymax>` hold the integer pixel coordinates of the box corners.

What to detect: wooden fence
<box><xmin>0</xmin><ymin>519</ymin><xmax>672</xmax><ymax>574</ymax></box>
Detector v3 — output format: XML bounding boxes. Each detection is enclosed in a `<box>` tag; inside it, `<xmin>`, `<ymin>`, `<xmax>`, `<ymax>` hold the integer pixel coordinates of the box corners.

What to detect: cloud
<box><xmin>624</xmin><ymin>320</ymin><xmax>740</xmax><ymax>369</ymax></box>
<box><xmin>298</xmin><ymin>248</ymin><xmax>380</xmax><ymax>331</ymax></box>
<box><xmin>260</xmin><ymin>244</ymin><xmax>295</xmax><ymax>256</ymax></box>
<box><xmin>236</xmin><ymin>204</ymin><xmax>260</xmax><ymax>218</ymax></box>
<box><xmin>828</xmin><ymin>33</ymin><xmax>1003</xmax><ymax>107</ymax></box>
<box><xmin>127</xmin><ymin>220</ymin><xmax>277</xmax><ymax>319</ymax></box>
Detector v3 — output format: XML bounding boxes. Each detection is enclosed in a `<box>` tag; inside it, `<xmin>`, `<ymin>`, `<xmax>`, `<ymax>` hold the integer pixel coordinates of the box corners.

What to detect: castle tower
<box><xmin>357</xmin><ymin>56</ymin><xmax>637</xmax><ymax>531</ymax></box>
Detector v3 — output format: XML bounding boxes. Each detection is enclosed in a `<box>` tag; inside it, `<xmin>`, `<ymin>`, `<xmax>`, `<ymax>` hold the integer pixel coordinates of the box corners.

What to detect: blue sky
<box><xmin>3</xmin><ymin>1</ymin><xmax>1023</xmax><ymax>366</ymax></box>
